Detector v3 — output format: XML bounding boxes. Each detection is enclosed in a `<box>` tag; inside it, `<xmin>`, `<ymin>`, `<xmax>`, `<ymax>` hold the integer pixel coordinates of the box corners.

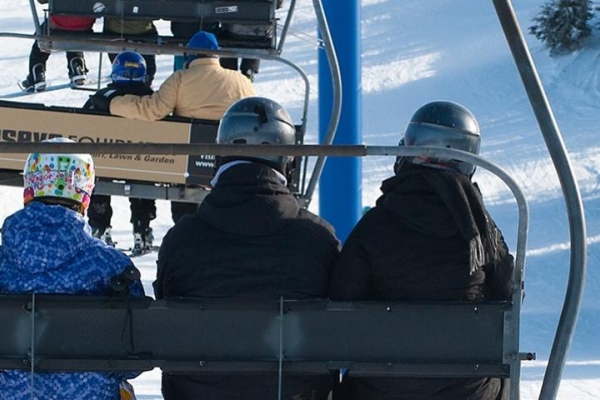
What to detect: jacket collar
<box><xmin>211</xmin><ymin>161</ymin><xmax>288</xmax><ymax>187</ymax></box>
<box><xmin>188</xmin><ymin>57</ymin><xmax>220</xmax><ymax>68</ymax></box>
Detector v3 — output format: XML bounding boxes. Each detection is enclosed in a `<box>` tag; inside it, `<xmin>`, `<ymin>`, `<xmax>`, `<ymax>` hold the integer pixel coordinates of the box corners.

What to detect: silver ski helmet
<box><xmin>395</xmin><ymin>101</ymin><xmax>481</xmax><ymax>176</ymax></box>
<box><xmin>216</xmin><ymin>97</ymin><xmax>296</xmax><ymax>172</ymax></box>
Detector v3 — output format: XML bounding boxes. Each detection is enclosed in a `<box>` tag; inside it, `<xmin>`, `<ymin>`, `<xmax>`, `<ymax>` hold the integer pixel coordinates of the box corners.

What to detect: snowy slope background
<box><xmin>0</xmin><ymin>0</ymin><xmax>599</xmax><ymax>398</ymax></box>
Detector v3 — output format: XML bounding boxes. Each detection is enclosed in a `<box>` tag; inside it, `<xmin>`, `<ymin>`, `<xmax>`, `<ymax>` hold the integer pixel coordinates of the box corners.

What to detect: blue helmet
<box><xmin>111</xmin><ymin>51</ymin><xmax>147</xmax><ymax>84</ymax></box>
<box><xmin>185</xmin><ymin>31</ymin><xmax>220</xmax><ymax>65</ymax></box>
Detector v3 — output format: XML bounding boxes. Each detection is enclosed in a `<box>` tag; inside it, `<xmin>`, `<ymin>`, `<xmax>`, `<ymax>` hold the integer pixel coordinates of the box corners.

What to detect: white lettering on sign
<box><xmin>215</xmin><ymin>6</ymin><xmax>238</xmax><ymax>14</ymax></box>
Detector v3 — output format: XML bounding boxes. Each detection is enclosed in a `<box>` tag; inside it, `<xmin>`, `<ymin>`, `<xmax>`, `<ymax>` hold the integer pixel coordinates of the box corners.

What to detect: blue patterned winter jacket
<box><xmin>0</xmin><ymin>201</ymin><xmax>145</xmax><ymax>400</ymax></box>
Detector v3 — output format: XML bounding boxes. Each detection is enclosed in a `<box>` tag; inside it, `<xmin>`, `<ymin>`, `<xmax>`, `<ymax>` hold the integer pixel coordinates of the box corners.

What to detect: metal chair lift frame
<box><xmin>0</xmin><ymin>146</ymin><xmax>528</xmax><ymax>400</ymax></box>
<box><xmin>0</xmin><ymin>1</ymin><xmax>588</xmax><ymax>400</ymax></box>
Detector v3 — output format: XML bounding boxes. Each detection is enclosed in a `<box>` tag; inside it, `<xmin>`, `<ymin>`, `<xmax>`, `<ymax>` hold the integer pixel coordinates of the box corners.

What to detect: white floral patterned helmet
<box><xmin>23</xmin><ymin>138</ymin><xmax>95</xmax><ymax>212</ymax></box>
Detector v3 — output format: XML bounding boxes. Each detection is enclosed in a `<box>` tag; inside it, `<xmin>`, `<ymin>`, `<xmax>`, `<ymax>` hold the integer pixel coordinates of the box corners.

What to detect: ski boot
<box><xmin>68</xmin><ymin>56</ymin><xmax>88</xmax><ymax>87</ymax></box>
<box><xmin>102</xmin><ymin>227</ymin><xmax>116</xmax><ymax>247</ymax></box>
<box><xmin>92</xmin><ymin>226</ymin><xmax>115</xmax><ymax>247</ymax></box>
<box><xmin>20</xmin><ymin>63</ymin><xmax>46</xmax><ymax>93</ymax></box>
<box><xmin>132</xmin><ymin>227</ymin><xmax>153</xmax><ymax>256</ymax></box>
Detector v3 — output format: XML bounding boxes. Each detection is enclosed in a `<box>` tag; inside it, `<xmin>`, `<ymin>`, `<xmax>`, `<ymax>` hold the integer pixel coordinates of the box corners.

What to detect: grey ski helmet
<box><xmin>395</xmin><ymin>101</ymin><xmax>481</xmax><ymax>176</ymax></box>
<box><xmin>216</xmin><ymin>96</ymin><xmax>297</xmax><ymax>171</ymax></box>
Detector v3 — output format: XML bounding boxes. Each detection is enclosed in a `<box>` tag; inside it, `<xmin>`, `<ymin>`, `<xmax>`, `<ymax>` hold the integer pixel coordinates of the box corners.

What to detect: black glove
<box><xmin>89</xmin><ymin>89</ymin><xmax>121</xmax><ymax>112</ymax></box>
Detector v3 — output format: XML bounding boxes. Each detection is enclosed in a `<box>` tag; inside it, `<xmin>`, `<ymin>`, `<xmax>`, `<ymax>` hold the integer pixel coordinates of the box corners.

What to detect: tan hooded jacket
<box><xmin>109</xmin><ymin>58</ymin><xmax>256</xmax><ymax>121</ymax></box>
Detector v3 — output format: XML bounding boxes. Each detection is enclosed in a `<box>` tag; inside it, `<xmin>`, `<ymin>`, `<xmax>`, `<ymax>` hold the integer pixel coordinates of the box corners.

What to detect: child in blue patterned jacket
<box><xmin>0</xmin><ymin>138</ymin><xmax>145</xmax><ymax>400</ymax></box>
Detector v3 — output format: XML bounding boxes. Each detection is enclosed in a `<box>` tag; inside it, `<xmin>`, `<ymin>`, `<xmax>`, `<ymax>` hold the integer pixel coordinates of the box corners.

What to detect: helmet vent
<box><xmin>233</xmin><ymin>139</ymin><xmax>247</xmax><ymax>144</ymax></box>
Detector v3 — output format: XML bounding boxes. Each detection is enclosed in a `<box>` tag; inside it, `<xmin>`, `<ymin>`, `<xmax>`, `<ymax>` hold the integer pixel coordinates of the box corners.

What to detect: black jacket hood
<box><xmin>378</xmin><ymin>166</ymin><xmax>460</xmax><ymax>238</ymax></box>
<box><xmin>198</xmin><ymin>163</ymin><xmax>300</xmax><ymax>235</ymax></box>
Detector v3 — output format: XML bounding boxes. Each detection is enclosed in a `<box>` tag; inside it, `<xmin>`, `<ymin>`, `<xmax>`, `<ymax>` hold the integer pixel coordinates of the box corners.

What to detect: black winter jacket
<box><xmin>83</xmin><ymin>82</ymin><xmax>153</xmax><ymax>111</ymax></box>
<box><xmin>154</xmin><ymin>162</ymin><xmax>341</xmax><ymax>400</ymax></box>
<box><xmin>330</xmin><ymin>165</ymin><xmax>513</xmax><ymax>302</ymax></box>
<box><xmin>155</xmin><ymin>162</ymin><xmax>340</xmax><ymax>300</ymax></box>
<box><xmin>329</xmin><ymin>165</ymin><xmax>513</xmax><ymax>400</ymax></box>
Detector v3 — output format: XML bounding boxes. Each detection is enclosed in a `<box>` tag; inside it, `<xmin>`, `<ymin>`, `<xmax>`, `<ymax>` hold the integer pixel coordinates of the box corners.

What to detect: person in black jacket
<box><xmin>329</xmin><ymin>101</ymin><xmax>514</xmax><ymax>400</ymax></box>
<box><xmin>84</xmin><ymin>51</ymin><xmax>157</xmax><ymax>254</ymax></box>
<box><xmin>154</xmin><ymin>96</ymin><xmax>341</xmax><ymax>400</ymax></box>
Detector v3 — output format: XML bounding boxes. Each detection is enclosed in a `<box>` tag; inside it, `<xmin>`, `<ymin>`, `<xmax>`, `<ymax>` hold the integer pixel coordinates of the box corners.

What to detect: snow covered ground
<box><xmin>0</xmin><ymin>0</ymin><xmax>599</xmax><ymax>398</ymax></box>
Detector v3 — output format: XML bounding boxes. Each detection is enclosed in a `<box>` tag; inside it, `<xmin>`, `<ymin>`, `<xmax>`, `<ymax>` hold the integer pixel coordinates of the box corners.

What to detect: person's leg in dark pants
<box><xmin>130</xmin><ymin>197</ymin><xmax>156</xmax><ymax>248</ymax></box>
<box><xmin>219</xmin><ymin>57</ymin><xmax>239</xmax><ymax>71</ymax></box>
<box><xmin>220</xmin><ymin>57</ymin><xmax>260</xmax><ymax>80</ymax></box>
<box><xmin>28</xmin><ymin>40</ymin><xmax>50</xmax><ymax>73</ymax></box>
<box><xmin>130</xmin><ymin>198</ymin><xmax>156</xmax><ymax>233</ymax></box>
<box><xmin>142</xmin><ymin>53</ymin><xmax>156</xmax><ymax>85</ymax></box>
<box><xmin>22</xmin><ymin>21</ymin><xmax>50</xmax><ymax>91</ymax></box>
<box><xmin>240</xmin><ymin>58</ymin><xmax>260</xmax><ymax>79</ymax></box>
<box><xmin>88</xmin><ymin>194</ymin><xmax>112</xmax><ymax>237</ymax></box>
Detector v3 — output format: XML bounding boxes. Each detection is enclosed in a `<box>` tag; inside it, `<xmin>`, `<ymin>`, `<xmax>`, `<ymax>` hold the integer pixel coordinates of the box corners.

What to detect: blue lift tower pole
<box><xmin>318</xmin><ymin>0</ymin><xmax>362</xmax><ymax>242</ymax></box>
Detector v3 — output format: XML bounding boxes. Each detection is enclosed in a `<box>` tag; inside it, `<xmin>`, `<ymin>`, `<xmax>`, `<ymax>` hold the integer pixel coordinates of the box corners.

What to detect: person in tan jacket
<box><xmin>108</xmin><ymin>30</ymin><xmax>255</xmax><ymax>121</ymax></box>
<box><xmin>95</xmin><ymin>30</ymin><xmax>256</xmax><ymax>223</ymax></box>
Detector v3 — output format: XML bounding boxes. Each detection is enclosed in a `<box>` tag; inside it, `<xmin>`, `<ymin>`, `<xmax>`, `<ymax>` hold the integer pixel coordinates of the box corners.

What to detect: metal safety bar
<box><xmin>8</xmin><ymin>295</ymin><xmax>517</xmax><ymax>376</ymax></box>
